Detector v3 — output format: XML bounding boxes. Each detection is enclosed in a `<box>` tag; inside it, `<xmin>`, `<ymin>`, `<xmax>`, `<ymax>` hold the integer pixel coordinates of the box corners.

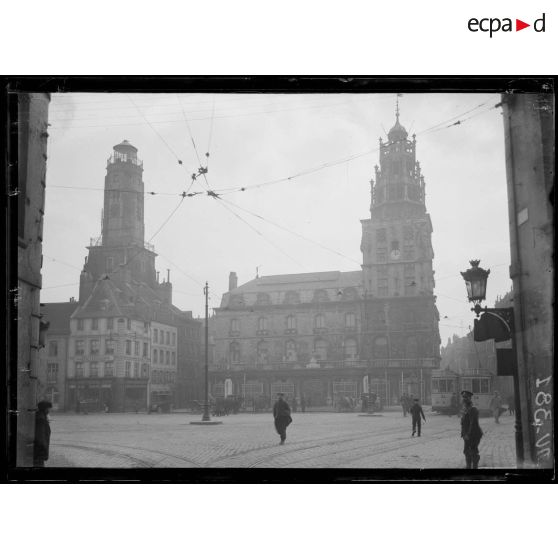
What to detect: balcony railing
<box><xmin>89</xmin><ymin>237</ymin><xmax>155</xmax><ymax>252</ymax></box>
<box><xmin>107</xmin><ymin>154</ymin><xmax>143</xmax><ymax>168</ymax></box>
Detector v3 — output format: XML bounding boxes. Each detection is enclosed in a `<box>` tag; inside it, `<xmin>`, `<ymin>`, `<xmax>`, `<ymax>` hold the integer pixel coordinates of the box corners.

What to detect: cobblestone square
<box><xmin>46</xmin><ymin>409</ymin><xmax>516</xmax><ymax>469</ymax></box>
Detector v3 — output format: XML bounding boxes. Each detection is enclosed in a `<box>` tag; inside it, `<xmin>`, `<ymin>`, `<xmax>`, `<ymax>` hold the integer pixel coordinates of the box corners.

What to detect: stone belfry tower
<box><xmin>79</xmin><ymin>141</ymin><xmax>160</xmax><ymax>300</ymax></box>
<box><xmin>360</xmin><ymin>100</ymin><xmax>440</xmax><ymax>400</ymax></box>
<box><xmin>102</xmin><ymin>140</ymin><xmax>145</xmax><ymax>247</ymax></box>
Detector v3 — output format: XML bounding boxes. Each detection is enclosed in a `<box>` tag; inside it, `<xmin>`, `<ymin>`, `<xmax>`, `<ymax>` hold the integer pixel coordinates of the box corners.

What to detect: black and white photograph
<box><xmin>8</xmin><ymin>78</ymin><xmax>554</xmax><ymax>478</ymax></box>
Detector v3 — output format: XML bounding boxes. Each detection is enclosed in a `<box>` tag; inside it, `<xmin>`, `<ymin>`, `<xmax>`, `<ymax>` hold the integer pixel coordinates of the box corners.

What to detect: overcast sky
<box><xmin>42</xmin><ymin>92</ymin><xmax>511</xmax><ymax>344</ymax></box>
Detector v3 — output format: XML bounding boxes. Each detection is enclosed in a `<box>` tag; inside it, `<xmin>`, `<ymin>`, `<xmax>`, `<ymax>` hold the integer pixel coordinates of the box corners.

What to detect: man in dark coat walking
<box><xmin>34</xmin><ymin>400</ymin><xmax>52</xmax><ymax>467</ymax></box>
<box><xmin>410</xmin><ymin>398</ymin><xmax>426</xmax><ymax>437</ymax></box>
<box><xmin>461</xmin><ymin>390</ymin><xmax>483</xmax><ymax>469</ymax></box>
<box><xmin>273</xmin><ymin>393</ymin><xmax>292</xmax><ymax>445</ymax></box>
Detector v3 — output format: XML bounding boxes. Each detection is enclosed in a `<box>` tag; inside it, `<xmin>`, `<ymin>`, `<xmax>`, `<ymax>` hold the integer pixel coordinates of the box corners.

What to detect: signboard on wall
<box><xmin>496</xmin><ymin>348</ymin><xmax>516</xmax><ymax>376</ymax></box>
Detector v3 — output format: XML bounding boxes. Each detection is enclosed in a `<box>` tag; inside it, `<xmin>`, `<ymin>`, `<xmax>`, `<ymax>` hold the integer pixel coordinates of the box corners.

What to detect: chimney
<box><xmin>70</xmin><ymin>296</ymin><xmax>75</xmax><ymax>303</ymax></box>
<box><xmin>229</xmin><ymin>271</ymin><xmax>237</xmax><ymax>292</ymax></box>
<box><xmin>167</xmin><ymin>268</ymin><xmax>170</xmax><ymax>283</ymax></box>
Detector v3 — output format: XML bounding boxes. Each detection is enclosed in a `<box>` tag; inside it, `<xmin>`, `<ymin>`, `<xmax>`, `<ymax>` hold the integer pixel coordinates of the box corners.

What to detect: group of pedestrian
<box><xmin>32</xmin><ymin>389</ymin><xmax>490</xmax><ymax>470</ymax></box>
<box><xmin>405</xmin><ymin>390</ymin><xmax>483</xmax><ymax>468</ymax></box>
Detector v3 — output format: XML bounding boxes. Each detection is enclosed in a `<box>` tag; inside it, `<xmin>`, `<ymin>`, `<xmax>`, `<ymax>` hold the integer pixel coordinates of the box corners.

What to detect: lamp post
<box><xmin>190</xmin><ymin>282</ymin><xmax>222</xmax><ymax>425</ymax></box>
<box><xmin>201</xmin><ymin>282</ymin><xmax>210</xmax><ymax>422</ymax></box>
<box><xmin>460</xmin><ymin>260</ymin><xmax>523</xmax><ymax>466</ymax></box>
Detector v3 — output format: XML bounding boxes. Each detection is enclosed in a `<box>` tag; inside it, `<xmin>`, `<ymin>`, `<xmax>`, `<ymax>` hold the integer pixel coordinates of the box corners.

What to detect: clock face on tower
<box><xmin>390</xmin><ymin>249</ymin><xmax>401</xmax><ymax>261</ymax></box>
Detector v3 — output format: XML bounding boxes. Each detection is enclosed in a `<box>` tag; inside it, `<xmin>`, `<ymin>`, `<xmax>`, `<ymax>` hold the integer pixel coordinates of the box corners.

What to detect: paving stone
<box><xmin>45</xmin><ymin>410</ymin><xmax>517</xmax><ymax>469</ymax></box>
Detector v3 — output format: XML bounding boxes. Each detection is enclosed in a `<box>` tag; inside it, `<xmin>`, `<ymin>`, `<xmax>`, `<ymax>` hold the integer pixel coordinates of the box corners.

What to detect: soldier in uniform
<box><xmin>34</xmin><ymin>400</ymin><xmax>52</xmax><ymax>467</ymax></box>
<box><xmin>273</xmin><ymin>393</ymin><xmax>292</xmax><ymax>445</ymax></box>
<box><xmin>461</xmin><ymin>390</ymin><xmax>483</xmax><ymax>469</ymax></box>
<box><xmin>410</xmin><ymin>398</ymin><xmax>426</xmax><ymax>437</ymax></box>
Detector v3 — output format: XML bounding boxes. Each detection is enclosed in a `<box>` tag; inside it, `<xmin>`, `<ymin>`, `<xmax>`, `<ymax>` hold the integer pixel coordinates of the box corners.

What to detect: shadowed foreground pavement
<box><xmin>47</xmin><ymin>410</ymin><xmax>516</xmax><ymax>468</ymax></box>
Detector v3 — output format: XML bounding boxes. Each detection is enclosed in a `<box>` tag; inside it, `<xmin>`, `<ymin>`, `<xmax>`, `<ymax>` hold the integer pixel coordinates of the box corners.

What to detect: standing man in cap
<box><xmin>34</xmin><ymin>400</ymin><xmax>52</xmax><ymax>467</ymax></box>
<box><xmin>461</xmin><ymin>390</ymin><xmax>483</xmax><ymax>469</ymax></box>
<box><xmin>273</xmin><ymin>393</ymin><xmax>292</xmax><ymax>445</ymax></box>
<box><xmin>410</xmin><ymin>398</ymin><xmax>426</xmax><ymax>437</ymax></box>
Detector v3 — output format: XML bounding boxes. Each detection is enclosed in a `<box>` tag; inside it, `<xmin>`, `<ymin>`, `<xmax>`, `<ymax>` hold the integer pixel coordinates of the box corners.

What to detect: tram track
<box><xmin>247</xmin><ymin>427</ymin><xmax>458</xmax><ymax>468</ymax></box>
<box><xmin>214</xmin><ymin>421</ymin><xmax>447</xmax><ymax>468</ymax></box>
<box><xmin>51</xmin><ymin>441</ymin><xmax>202</xmax><ymax>468</ymax></box>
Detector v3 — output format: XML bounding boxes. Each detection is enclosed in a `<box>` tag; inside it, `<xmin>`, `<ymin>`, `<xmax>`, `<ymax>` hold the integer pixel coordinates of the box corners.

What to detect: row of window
<box><xmin>74</xmin><ymin>338</ymin><xmax>141</xmax><ymax>357</ymax></box>
<box><xmin>73</xmin><ymin>339</ymin><xmax>176</xmax><ymax>364</ymax></box>
<box><xmin>230</xmin><ymin>288</ymin><xmax>359</xmax><ymax>307</ymax></box>
<box><xmin>152</xmin><ymin>328</ymin><xmax>176</xmax><ymax>346</ymax></box>
<box><xmin>227</xmin><ymin>335</ymin><xmax>420</xmax><ymax>363</ymax></box>
<box><xmin>376</xmin><ymin>227</ymin><xmax>414</xmax><ymax>243</ymax></box>
<box><xmin>74</xmin><ymin>361</ymin><xmax>149</xmax><ymax>379</ymax></box>
<box><xmin>374</xmin><ymin>184</ymin><xmax>422</xmax><ymax>204</ymax></box>
<box><xmin>76</xmin><ymin>317</ymin><xmax>147</xmax><ymax>332</ymax></box>
<box><xmin>228</xmin><ymin>338</ymin><xmax>359</xmax><ymax>364</ymax></box>
<box><xmin>230</xmin><ymin>313</ymin><xmax>357</xmax><ymax>334</ymax></box>
<box><xmin>151</xmin><ymin>370</ymin><xmax>175</xmax><ymax>384</ymax></box>
<box><xmin>153</xmin><ymin>348</ymin><xmax>176</xmax><ymax>366</ymax></box>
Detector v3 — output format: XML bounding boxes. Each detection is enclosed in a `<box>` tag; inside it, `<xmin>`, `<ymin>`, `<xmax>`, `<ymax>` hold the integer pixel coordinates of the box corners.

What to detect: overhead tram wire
<box><xmin>416</xmin><ymin>96</ymin><xmax>499</xmax><ymax>135</ymax></box>
<box><xmin>212</xmin><ymin>196</ymin><xmax>309</xmax><ymax>271</ymax></box>
<box><xmin>49</xmin><ymin>96</ymin><xmax>384</xmax><ymax>123</ymax></box>
<box><xmin>184</xmin><ymin>110</ymin><xmax>307</xmax><ymax>271</ymax></box>
<box><xmin>176</xmin><ymin>95</ymin><xmax>211</xmax><ymax>194</ymax></box>
<box><xmin>48</xmin><ymin>96</ymin><xmax>501</xmax><ymax>202</ymax></box>
<box><xmin>127</xmin><ymin>94</ymin><xmax>187</xmax><ymax>169</ymax></box>
<box><xmin>218</xmin><ymin>197</ymin><xmax>361</xmax><ymax>266</ymax></box>
<box><xmin>210</xmin><ymin>97</ymin><xmax>502</xmax><ymax>197</ymax></box>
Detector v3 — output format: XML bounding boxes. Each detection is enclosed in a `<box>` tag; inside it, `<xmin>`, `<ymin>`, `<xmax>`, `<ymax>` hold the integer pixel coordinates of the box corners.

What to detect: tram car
<box><xmin>459</xmin><ymin>369</ymin><xmax>494</xmax><ymax>416</ymax></box>
<box><xmin>431</xmin><ymin>368</ymin><xmax>460</xmax><ymax>414</ymax></box>
<box><xmin>431</xmin><ymin>368</ymin><xmax>495</xmax><ymax>416</ymax></box>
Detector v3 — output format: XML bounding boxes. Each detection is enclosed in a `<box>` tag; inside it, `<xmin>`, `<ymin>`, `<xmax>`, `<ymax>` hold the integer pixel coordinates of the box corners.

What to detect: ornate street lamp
<box><xmin>460</xmin><ymin>259</ymin><xmax>490</xmax><ymax>309</ymax></box>
<box><xmin>460</xmin><ymin>259</ymin><xmax>523</xmax><ymax>466</ymax></box>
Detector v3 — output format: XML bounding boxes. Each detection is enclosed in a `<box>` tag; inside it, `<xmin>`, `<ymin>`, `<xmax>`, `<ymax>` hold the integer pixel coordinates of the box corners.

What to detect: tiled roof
<box><xmin>231</xmin><ymin>270</ymin><xmax>362</xmax><ymax>293</ymax></box>
<box><xmin>41</xmin><ymin>302</ymin><xmax>79</xmax><ymax>334</ymax></box>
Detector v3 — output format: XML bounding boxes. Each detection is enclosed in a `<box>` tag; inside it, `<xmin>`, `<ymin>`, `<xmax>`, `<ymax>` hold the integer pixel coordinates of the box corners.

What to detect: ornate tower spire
<box><xmin>395</xmin><ymin>94</ymin><xmax>401</xmax><ymax>122</ymax></box>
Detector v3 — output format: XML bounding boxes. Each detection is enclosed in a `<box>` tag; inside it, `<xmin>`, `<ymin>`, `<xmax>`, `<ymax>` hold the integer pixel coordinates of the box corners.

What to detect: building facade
<box><xmin>209</xmin><ymin>112</ymin><xmax>440</xmax><ymax>408</ymax></box>
<box><xmin>62</xmin><ymin>141</ymin><xmax>201</xmax><ymax>412</ymax></box>
<box><xmin>13</xmin><ymin>92</ymin><xmax>50</xmax><ymax>466</ymax></box>
<box><xmin>38</xmin><ymin>300</ymin><xmax>79</xmax><ymax>411</ymax></box>
<box><xmin>440</xmin><ymin>292</ymin><xmax>514</xmax><ymax>401</ymax></box>
<box><xmin>502</xmin><ymin>92</ymin><xmax>554</xmax><ymax>468</ymax></box>
<box><xmin>211</xmin><ymin>270</ymin><xmax>366</xmax><ymax>407</ymax></box>
<box><xmin>360</xmin><ymin>111</ymin><xmax>440</xmax><ymax>402</ymax></box>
